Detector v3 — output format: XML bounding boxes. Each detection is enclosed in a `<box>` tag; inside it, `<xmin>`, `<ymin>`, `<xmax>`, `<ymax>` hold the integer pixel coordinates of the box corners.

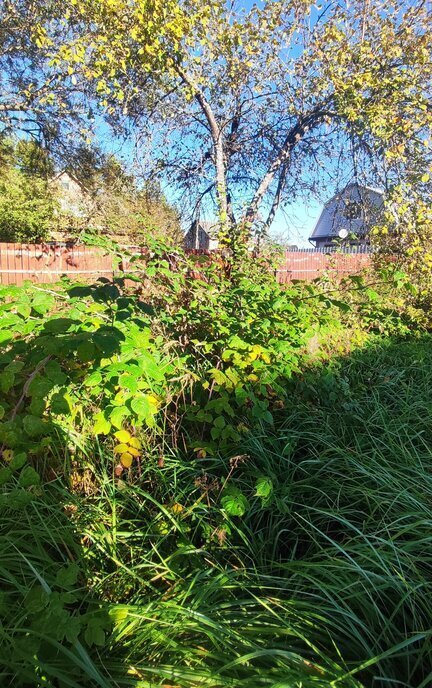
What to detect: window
<box><xmin>61</xmin><ymin>180</ymin><xmax>70</xmax><ymax>190</ymax></box>
<box><xmin>343</xmin><ymin>200</ymin><xmax>362</xmax><ymax>220</ymax></box>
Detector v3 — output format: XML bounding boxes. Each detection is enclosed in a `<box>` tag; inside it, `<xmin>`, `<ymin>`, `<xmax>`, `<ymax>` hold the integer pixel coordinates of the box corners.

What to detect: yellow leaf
<box><xmin>127</xmin><ymin>446</ymin><xmax>140</xmax><ymax>457</ymax></box>
<box><xmin>171</xmin><ymin>503</ymin><xmax>184</xmax><ymax>514</ymax></box>
<box><xmin>128</xmin><ymin>437</ymin><xmax>141</xmax><ymax>449</ymax></box>
<box><xmin>120</xmin><ymin>452</ymin><xmax>133</xmax><ymax>468</ymax></box>
<box><xmin>147</xmin><ymin>393</ymin><xmax>160</xmax><ymax>410</ymax></box>
<box><xmin>114</xmin><ymin>429</ymin><xmax>131</xmax><ymax>443</ymax></box>
<box><xmin>3</xmin><ymin>449</ymin><xmax>13</xmax><ymax>462</ymax></box>
<box><xmin>114</xmin><ymin>443</ymin><xmax>129</xmax><ymax>454</ymax></box>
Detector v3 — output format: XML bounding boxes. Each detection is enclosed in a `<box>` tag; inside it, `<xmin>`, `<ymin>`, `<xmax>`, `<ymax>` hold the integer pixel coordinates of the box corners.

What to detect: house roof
<box><xmin>309</xmin><ymin>183</ymin><xmax>384</xmax><ymax>241</ymax></box>
<box><xmin>52</xmin><ymin>169</ymin><xmax>85</xmax><ymax>188</ymax></box>
<box><xmin>186</xmin><ymin>219</ymin><xmax>219</xmax><ymax>239</ymax></box>
<box><xmin>198</xmin><ymin>220</ymin><xmax>219</xmax><ymax>239</ymax></box>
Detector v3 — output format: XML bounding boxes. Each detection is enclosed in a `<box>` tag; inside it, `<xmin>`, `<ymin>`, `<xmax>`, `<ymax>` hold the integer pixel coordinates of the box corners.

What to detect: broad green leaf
<box><xmin>31</xmin><ymin>293</ymin><xmax>55</xmax><ymax>315</ymax></box>
<box><xmin>28</xmin><ymin>376</ymin><xmax>54</xmax><ymax>398</ymax></box>
<box><xmin>18</xmin><ymin>466</ymin><xmax>41</xmax><ymax>487</ymax></box>
<box><xmin>77</xmin><ymin>341</ymin><xmax>98</xmax><ymax>362</ymax></box>
<box><xmin>55</xmin><ymin>563</ymin><xmax>80</xmax><ymax>588</ymax></box>
<box><xmin>23</xmin><ymin>415</ymin><xmax>49</xmax><ymax>438</ymax></box>
<box><xmin>45</xmin><ymin>360</ymin><xmax>67</xmax><ymax>385</ymax></box>
<box><xmin>50</xmin><ymin>392</ymin><xmax>71</xmax><ymax>415</ymax></box>
<box><xmin>93</xmin><ymin>412</ymin><xmax>111</xmax><ymax>436</ymax></box>
<box><xmin>24</xmin><ymin>586</ymin><xmax>50</xmax><ymax>614</ymax></box>
<box><xmin>0</xmin><ymin>467</ymin><xmax>12</xmax><ymax>485</ymax></box>
<box><xmin>84</xmin><ymin>619</ymin><xmax>106</xmax><ymax>647</ymax></box>
<box><xmin>9</xmin><ymin>452</ymin><xmax>27</xmax><ymax>470</ymax></box>
<box><xmin>110</xmin><ymin>406</ymin><xmax>129</xmax><ymax>429</ymax></box>
<box><xmin>43</xmin><ymin>318</ymin><xmax>76</xmax><ymax>334</ymax></box>
<box><xmin>0</xmin><ymin>371</ymin><xmax>14</xmax><ymax>393</ymax></box>
<box><xmin>221</xmin><ymin>486</ymin><xmax>249</xmax><ymax>517</ymax></box>
<box><xmin>255</xmin><ymin>476</ymin><xmax>273</xmax><ymax>500</ymax></box>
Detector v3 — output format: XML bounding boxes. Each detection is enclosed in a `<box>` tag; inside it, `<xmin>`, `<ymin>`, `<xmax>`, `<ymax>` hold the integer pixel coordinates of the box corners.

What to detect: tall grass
<box><xmin>1</xmin><ymin>336</ymin><xmax>432</xmax><ymax>686</ymax></box>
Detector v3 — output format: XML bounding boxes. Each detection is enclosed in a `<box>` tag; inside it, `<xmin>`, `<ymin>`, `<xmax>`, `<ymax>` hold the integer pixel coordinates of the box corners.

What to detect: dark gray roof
<box><xmin>309</xmin><ymin>183</ymin><xmax>384</xmax><ymax>241</ymax></box>
<box><xmin>197</xmin><ymin>220</ymin><xmax>219</xmax><ymax>238</ymax></box>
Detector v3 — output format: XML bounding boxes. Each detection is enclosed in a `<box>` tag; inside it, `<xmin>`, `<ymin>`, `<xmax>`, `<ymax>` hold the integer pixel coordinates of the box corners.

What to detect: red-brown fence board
<box><xmin>0</xmin><ymin>243</ymin><xmax>114</xmax><ymax>286</ymax></box>
<box><xmin>0</xmin><ymin>243</ymin><xmax>372</xmax><ymax>286</ymax></box>
<box><xmin>276</xmin><ymin>250</ymin><xmax>371</xmax><ymax>283</ymax></box>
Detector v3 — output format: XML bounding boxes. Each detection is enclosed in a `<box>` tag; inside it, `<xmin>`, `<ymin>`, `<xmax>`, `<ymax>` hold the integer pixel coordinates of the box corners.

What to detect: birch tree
<box><xmin>18</xmin><ymin>0</ymin><xmax>432</xmax><ymax>249</ymax></box>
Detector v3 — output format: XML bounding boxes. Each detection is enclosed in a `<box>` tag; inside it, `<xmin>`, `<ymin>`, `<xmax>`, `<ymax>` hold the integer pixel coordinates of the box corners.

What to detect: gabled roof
<box><xmin>198</xmin><ymin>220</ymin><xmax>219</xmax><ymax>239</ymax></box>
<box><xmin>309</xmin><ymin>182</ymin><xmax>384</xmax><ymax>241</ymax></box>
<box><xmin>186</xmin><ymin>219</ymin><xmax>219</xmax><ymax>239</ymax></box>
<box><xmin>51</xmin><ymin>168</ymin><xmax>88</xmax><ymax>193</ymax></box>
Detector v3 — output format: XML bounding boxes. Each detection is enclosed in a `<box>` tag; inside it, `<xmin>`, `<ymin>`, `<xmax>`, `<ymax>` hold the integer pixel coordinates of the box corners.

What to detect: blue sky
<box><xmin>270</xmin><ymin>201</ymin><xmax>322</xmax><ymax>247</ymax></box>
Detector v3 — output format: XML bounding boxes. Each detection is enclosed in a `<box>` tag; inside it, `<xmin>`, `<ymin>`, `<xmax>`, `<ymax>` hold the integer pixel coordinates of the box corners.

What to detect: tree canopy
<box><xmin>0</xmin><ymin>0</ymin><xmax>431</xmax><ymax>252</ymax></box>
<box><xmin>0</xmin><ymin>137</ymin><xmax>180</xmax><ymax>243</ymax></box>
<box><xmin>34</xmin><ymin>0</ymin><xmax>431</xmax><ymax>246</ymax></box>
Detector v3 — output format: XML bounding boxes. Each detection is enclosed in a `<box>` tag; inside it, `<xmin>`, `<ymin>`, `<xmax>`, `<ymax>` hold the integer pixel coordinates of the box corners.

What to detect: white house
<box><xmin>309</xmin><ymin>183</ymin><xmax>384</xmax><ymax>249</ymax></box>
<box><xmin>52</xmin><ymin>171</ymin><xmax>89</xmax><ymax>218</ymax></box>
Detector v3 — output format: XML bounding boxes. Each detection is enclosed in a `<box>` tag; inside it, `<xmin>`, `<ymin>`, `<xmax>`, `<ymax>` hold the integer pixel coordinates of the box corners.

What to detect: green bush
<box><xmin>0</xmin><ymin>242</ymin><xmax>430</xmax><ymax>687</ymax></box>
<box><xmin>0</xmin><ymin>168</ymin><xmax>56</xmax><ymax>242</ymax></box>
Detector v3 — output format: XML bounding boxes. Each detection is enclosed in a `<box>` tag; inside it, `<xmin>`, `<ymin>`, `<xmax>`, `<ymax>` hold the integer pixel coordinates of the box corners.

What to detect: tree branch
<box><xmin>244</xmin><ymin>101</ymin><xmax>334</xmax><ymax>225</ymax></box>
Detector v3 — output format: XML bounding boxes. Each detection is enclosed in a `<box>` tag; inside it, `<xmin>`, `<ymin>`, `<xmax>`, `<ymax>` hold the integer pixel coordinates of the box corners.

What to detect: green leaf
<box><xmin>77</xmin><ymin>341</ymin><xmax>98</xmax><ymax>362</ymax></box>
<box><xmin>23</xmin><ymin>415</ymin><xmax>49</xmax><ymax>438</ymax></box>
<box><xmin>0</xmin><ymin>371</ymin><xmax>14</xmax><ymax>393</ymax></box>
<box><xmin>84</xmin><ymin>371</ymin><xmax>103</xmax><ymax>388</ymax></box>
<box><xmin>255</xmin><ymin>476</ymin><xmax>273</xmax><ymax>501</ymax></box>
<box><xmin>110</xmin><ymin>405</ymin><xmax>129</xmax><ymax>429</ymax></box>
<box><xmin>213</xmin><ymin>416</ymin><xmax>226</xmax><ymax>429</ymax></box>
<box><xmin>50</xmin><ymin>392</ymin><xmax>70</xmax><ymax>415</ymax></box>
<box><xmin>18</xmin><ymin>466</ymin><xmax>41</xmax><ymax>488</ymax></box>
<box><xmin>65</xmin><ymin>616</ymin><xmax>83</xmax><ymax>644</ymax></box>
<box><xmin>131</xmin><ymin>395</ymin><xmax>153</xmax><ymax>420</ymax></box>
<box><xmin>84</xmin><ymin>618</ymin><xmax>106</xmax><ymax>647</ymax></box>
<box><xmin>43</xmin><ymin>318</ymin><xmax>76</xmax><ymax>334</ymax></box>
<box><xmin>221</xmin><ymin>486</ymin><xmax>249</xmax><ymax>517</ymax></box>
<box><xmin>93</xmin><ymin>412</ymin><xmax>111</xmax><ymax>436</ymax></box>
<box><xmin>45</xmin><ymin>360</ymin><xmax>67</xmax><ymax>385</ymax></box>
<box><xmin>31</xmin><ymin>292</ymin><xmax>55</xmax><ymax>315</ymax></box>
<box><xmin>0</xmin><ymin>467</ymin><xmax>12</xmax><ymax>485</ymax></box>
<box><xmin>29</xmin><ymin>396</ymin><xmax>46</xmax><ymax>416</ymax></box>
<box><xmin>9</xmin><ymin>452</ymin><xmax>27</xmax><ymax>470</ymax></box>
<box><xmin>55</xmin><ymin>563</ymin><xmax>80</xmax><ymax>588</ymax></box>
<box><xmin>28</xmin><ymin>376</ymin><xmax>54</xmax><ymax>398</ymax></box>
<box><xmin>330</xmin><ymin>299</ymin><xmax>351</xmax><ymax>313</ymax></box>
<box><xmin>94</xmin><ymin>328</ymin><xmax>124</xmax><ymax>356</ymax></box>
<box><xmin>24</xmin><ymin>586</ymin><xmax>50</xmax><ymax>614</ymax></box>
<box><xmin>0</xmin><ymin>330</ymin><xmax>13</xmax><ymax>345</ymax></box>
<box><xmin>5</xmin><ymin>360</ymin><xmax>25</xmax><ymax>373</ymax></box>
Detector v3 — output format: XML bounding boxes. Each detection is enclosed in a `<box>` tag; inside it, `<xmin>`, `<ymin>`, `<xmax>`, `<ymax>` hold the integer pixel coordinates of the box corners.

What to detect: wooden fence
<box><xmin>0</xmin><ymin>243</ymin><xmax>113</xmax><ymax>286</ymax></box>
<box><xmin>0</xmin><ymin>242</ymin><xmax>372</xmax><ymax>286</ymax></box>
<box><xmin>276</xmin><ymin>248</ymin><xmax>371</xmax><ymax>283</ymax></box>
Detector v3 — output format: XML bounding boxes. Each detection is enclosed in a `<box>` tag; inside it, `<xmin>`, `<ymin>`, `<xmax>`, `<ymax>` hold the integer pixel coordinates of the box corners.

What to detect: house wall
<box><xmin>198</xmin><ymin>228</ymin><xmax>210</xmax><ymax>250</ymax></box>
<box><xmin>54</xmin><ymin>172</ymin><xmax>88</xmax><ymax>218</ymax></box>
<box><xmin>184</xmin><ymin>226</ymin><xmax>213</xmax><ymax>250</ymax></box>
<box><xmin>184</xmin><ymin>226</ymin><xmax>197</xmax><ymax>249</ymax></box>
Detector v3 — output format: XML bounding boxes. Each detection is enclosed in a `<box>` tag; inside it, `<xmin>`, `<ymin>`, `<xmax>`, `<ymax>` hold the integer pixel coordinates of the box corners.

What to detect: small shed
<box><xmin>184</xmin><ymin>220</ymin><xmax>219</xmax><ymax>250</ymax></box>
<box><xmin>309</xmin><ymin>183</ymin><xmax>383</xmax><ymax>249</ymax></box>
